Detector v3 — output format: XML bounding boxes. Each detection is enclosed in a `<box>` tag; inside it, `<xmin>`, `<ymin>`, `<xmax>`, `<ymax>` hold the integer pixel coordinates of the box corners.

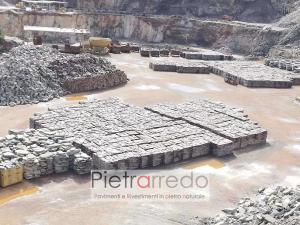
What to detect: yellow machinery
<box><xmin>82</xmin><ymin>37</ymin><xmax>112</xmax><ymax>55</ymax></box>
<box><xmin>16</xmin><ymin>2</ymin><xmax>25</xmax><ymax>10</ymax></box>
<box><xmin>89</xmin><ymin>37</ymin><xmax>112</xmax><ymax>48</ymax></box>
<box><xmin>0</xmin><ymin>165</ymin><xmax>23</xmax><ymax>188</ymax></box>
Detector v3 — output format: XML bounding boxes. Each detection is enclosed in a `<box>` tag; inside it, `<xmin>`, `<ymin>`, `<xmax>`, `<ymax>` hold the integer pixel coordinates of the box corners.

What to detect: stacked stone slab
<box><xmin>205</xmin><ymin>61</ymin><xmax>300</xmax><ymax>88</ymax></box>
<box><xmin>31</xmin><ymin>98</ymin><xmax>266</xmax><ymax>166</ymax></box>
<box><xmin>140</xmin><ymin>48</ymin><xmax>160</xmax><ymax>57</ymax></box>
<box><xmin>180</xmin><ymin>50</ymin><xmax>233</xmax><ymax>61</ymax></box>
<box><xmin>31</xmin><ymin>98</ymin><xmax>238</xmax><ymax>169</ymax></box>
<box><xmin>146</xmin><ymin>99</ymin><xmax>267</xmax><ymax>153</ymax></box>
<box><xmin>149</xmin><ymin>59</ymin><xmax>210</xmax><ymax>74</ymax></box>
<box><xmin>1</xmin><ymin>98</ymin><xmax>267</xmax><ymax>179</ymax></box>
<box><xmin>265</xmin><ymin>59</ymin><xmax>300</xmax><ymax>75</ymax></box>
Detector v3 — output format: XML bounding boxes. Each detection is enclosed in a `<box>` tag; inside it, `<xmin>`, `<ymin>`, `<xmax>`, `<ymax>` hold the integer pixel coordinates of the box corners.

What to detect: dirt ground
<box><xmin>0</xmin><ymin>53</ymin><xmax>299</xmax><ymax>225</ymax></box>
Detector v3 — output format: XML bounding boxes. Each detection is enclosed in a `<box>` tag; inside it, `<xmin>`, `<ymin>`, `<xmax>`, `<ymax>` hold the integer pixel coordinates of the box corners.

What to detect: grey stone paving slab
<box><xmin>31</xmin><ymin>98</ymin><xmax>237</xmax><ymax>169</ymax></box>
<box><xmin>149</xmin><ymin>58</ymin><xmax>210</xmax><ymax>74</ymax></box>
<box><xmin>146</xmin><ymin>99</ymin><xmax>267</xmax><ymax>151</ymax></box>
<box><xmin>0</xmin><ymin>98</ymin><xmax>267</xmax><ymax>179</ymax></box>
<box><xmin>205</xmin><ymin>61</ymin><xmax>297</xmax><ymax>88</ymax></box>
<box><xmin>180</xmin><ymin>50</ymin><xmax>233</xmax><ymax>61</ymax></box>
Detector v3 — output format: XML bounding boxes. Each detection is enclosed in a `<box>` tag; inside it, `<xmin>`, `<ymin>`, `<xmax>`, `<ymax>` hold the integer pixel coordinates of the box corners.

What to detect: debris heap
<box><xmin>0</xmin><ymin>45</ymin><xmax>127</xmax><ymax>106</ymax></box>
<box><xmin>0</xmin><ymin>129</ymin><xmax>92</xmax><ymax>178</ymax></box>
<box><xmin>198</xmin><ymin>186</ymin><xmax>300</xmax><ymax>225</ymax></box>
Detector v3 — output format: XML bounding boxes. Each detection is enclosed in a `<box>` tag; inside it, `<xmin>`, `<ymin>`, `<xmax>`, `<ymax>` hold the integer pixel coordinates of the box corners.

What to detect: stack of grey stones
<box><xmin>0</xmin><ymin>128</ymin><xmax>92</xmax><ymax>179</ymax></box>
<box><xmin>0</xmin><ymin>45</ymin><xmax>127</xmax><ymax>106</ymax></box>
<box><xmin>180</xmin><ymin>51</ymin><xmax>233</xmax><ymax>61</ymax></box>
<box><xmin>0</xmin><ymin>98</ymin><xmax>267</xmax><ymax>179</ymax></box>
<box><xmin>146</xmin><ymin>99</ymin><xmax>267</xmax><ymax>153</ymax></box>
<box><xmin>30</xmin><ymin>98</ymin><xmax>267</xmax><ymax>170</ymax></box>
<box><xmin>205</xmin><ymin>61</ymin><xmax>300</xmax><ymax>88</ymax></box>
<box><xmin>197</xmin><ymin>186</ymin><xmax>300</xmax><ymax>225</ymax></box>
<box><xmin>149</xmin><ymin>58</ymin><xmax>210</xmax><ymax>74</ymax></box>
<box><xmin>140</xmin><ymin>47</ymin><xmax>160</xmax><ymax>57</ymax></box>
<box><xmin>265</xmin><ymin>59</ymin><xmax>300</xmax><ymax>73</ymax></box>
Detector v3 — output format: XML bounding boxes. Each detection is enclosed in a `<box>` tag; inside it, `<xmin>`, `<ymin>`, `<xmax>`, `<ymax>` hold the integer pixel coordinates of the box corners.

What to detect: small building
<box><xmin>23</xmin><ymin>25</ymin><xmax>90</xmax><ymax>44</ymax></box>
<box><xmin>21</xmin><ymin>0</ymin><xmax>68</xmax><ymax>11</ymax></box>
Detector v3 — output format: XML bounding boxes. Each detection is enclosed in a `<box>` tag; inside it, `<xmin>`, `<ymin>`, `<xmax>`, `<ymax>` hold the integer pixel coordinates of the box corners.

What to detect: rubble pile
<box><xmin>0</xmin><ymin>129</ymin><xmax>92</xmax><ymax>179</ymax></box>
<box><xmin>0</xmin><ymin>45</ymin><xmax>127</xmax><ymax>106</ymax></box>
<box><xmin>198</xmin><ymin>186</ymin><xmax>300</xmax><ymax>225</ymax></box>
<box><xmin>0</xmin><ymin>36</ymin><xmax>23</xmax><ymax>54</ymax></box>
<box><xmin>265</xmin><ymin>59</ymin><xmax>300</xmax><ymax>73</ymax></box>
<box><xmin>205</xmin><ymin>61</ymin><xmax>300</xmax><ymax>88</ymax></box>
<box><xmin>149</xmin><ymin>59</ymin><xmax>210</xmax><ymax>74</ymax></box>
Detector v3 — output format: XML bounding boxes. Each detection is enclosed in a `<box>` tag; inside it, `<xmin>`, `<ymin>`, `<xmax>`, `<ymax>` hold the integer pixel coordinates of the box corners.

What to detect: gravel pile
<box><xmin>0</xmin><ymin>45</ymin><xmax>127</xmax><ymax>106</ymax></box>
<box><xmin>198</xmin><ymin>186</ymin><xmax>300</xmax><ymax>225</ymax></box>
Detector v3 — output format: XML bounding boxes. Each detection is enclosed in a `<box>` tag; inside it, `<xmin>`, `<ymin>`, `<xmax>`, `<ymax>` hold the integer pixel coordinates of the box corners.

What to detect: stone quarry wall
<box><xmin>0</xmin><ymin>11</ymin><xmax>284</xmax><ymax>55</ymax></box>
<box><xmin>76</xmin><ymin>0</ymin><xmax>298</xmax><ymax>23</ymax></box>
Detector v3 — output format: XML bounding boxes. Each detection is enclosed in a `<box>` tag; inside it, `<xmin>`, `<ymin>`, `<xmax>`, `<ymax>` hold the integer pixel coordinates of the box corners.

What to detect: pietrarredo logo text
<box><xmin>91</xmin><ymin>169</ymin><xmax>209</xmax><ymax>202</ymax></box>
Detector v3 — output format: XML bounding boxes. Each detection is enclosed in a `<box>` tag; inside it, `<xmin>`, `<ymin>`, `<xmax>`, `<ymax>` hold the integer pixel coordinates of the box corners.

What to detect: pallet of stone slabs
<box><xmin>91</xmin><ymin>139</ymin><xmax>234</xmax><ymax>170</ymax></box>
<box><xmin>140</xmin><ymin>48</ymin><xmax>159</xmax><ymax>57</ymax></box>
<box><xmin>290</xmin><ymin>74</ymin><xmax>300</xmax><ymax>85</ymax></box>
<box><xmin>240</xmin><ymin>78</ymin><xmax>293</xmax><ymax>88</ymax></box>
<box><xmin>210</xmin><ymin>66</ymin><xmax>293</xmax><ymax>88</ymax></box>
<box><xmin>62</xmin><ymin>71</ymin><xmax>128</xmax><ymax>93</ymax></box>
<box><xmin>145</xmin><ymin>103</ymin><xmax>267</xmax><ymax>151</ymax></box>
<box><xmin>159</xmin><ymin>49</ymin><xmax>170</xmax><ymax>57</ymax></box>
<box><xmin>149</xmin><ymin>61</ymin><xmax>177</xmax><ymax>72</ymax></box>
<box><xmin>170</xmin><ymin>49</ymin><xmax>181</xmax><ymax>57</ymax></box>
<box><xmin>140</xmin><ymin>48</ymin><xmax>150</xmax><ymax>57</ymax></box>
<box><xmin>120</xmin><ymin>44</ymin><xmax>131</xmax><ymax>53</ymax></box>
<box><xmin>181</xmin><ymin>51</ymin><xmax>226</xmax><ymax>60</ymax></box>
<box><xmin>130</xmin><ymin>45</ymin><xmax>140</xmax><ymax>52</ymax></box>
<box><xmin>149</xmin><ymin>61</ymin><xmax>210</xmax><ymax>74</ymax></box>
<box><xmin>176</xmin><ymin>63</ymin><xmax>210</xmax><ymax>74</ymax></box>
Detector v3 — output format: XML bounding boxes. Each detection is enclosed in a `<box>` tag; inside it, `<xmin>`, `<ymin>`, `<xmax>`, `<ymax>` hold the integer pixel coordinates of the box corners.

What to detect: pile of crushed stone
<box><xmin>0</xmin><ymin>45</ymin><xmax>127</xmax><ymax>106</ymax></box>
<box><xmin>196</xmin><ymin>186</ymin><xmax>300</xmax><ymax>225</ymax></box>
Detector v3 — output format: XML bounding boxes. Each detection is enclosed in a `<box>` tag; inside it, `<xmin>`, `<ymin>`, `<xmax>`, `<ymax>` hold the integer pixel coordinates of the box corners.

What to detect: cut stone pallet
<box><xmin>149</xmin><ymin>59</ymin><xmax>210</xmax><ymax>74</ymax></box>
<box><xmin>180</xmin><ymin>50</ymin><xmax>233</xmax><ymax>61</ymax></box>
<box><xmin>146</xmin><ymin>99</ymin><xmax>267</xmax><ymax>150</ymax></box>
<box><xmin>1</xmin><ymin>98</ymin><xmax>267</xmax><ymax>179</ymax></box>
<box><xmin>206</xmin><ymin>61</ymin><xmax>297</xmax><ymax>88</ymax></box>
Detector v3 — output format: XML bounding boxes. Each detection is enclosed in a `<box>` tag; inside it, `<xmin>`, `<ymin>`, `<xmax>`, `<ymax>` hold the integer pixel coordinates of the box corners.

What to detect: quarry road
<box><xmin>0</xmin><ymin>53</ymin><xmax>300</xmax><ymax>225</ymax></box>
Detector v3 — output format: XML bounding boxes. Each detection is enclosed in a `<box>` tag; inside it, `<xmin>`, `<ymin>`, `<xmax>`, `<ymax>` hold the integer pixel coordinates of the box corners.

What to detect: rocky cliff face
<box><xmin>0</xmin><ymin>10</ymin><xmax>284</xmax><ymax>56</ymax></box>
<box><xmin>0</xmin><ymin>0</ymin><xmax>299</xmax><ymax>57</ymax></box>
<box><xmin>76</xmin><ymin>0</ymin><xmax>298</xmax><ymax>23</ymax></box>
